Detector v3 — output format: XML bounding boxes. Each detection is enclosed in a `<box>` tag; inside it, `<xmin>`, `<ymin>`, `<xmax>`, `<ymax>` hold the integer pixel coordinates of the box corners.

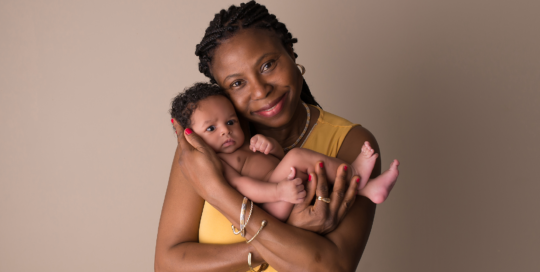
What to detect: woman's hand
<box><xmin>172</xmin><ymin>120</ymin><xmax>226</xmax><ymax>200</ymax></box>
<box><xmin>287</xmin><ymin>162</ymin><xmax>359</xmax><ymax>235</ymax></box>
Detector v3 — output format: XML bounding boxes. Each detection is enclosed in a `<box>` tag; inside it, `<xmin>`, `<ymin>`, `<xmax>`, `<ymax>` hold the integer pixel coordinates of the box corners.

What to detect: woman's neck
<box><xmin>252</xmin><ymin>103</ymin><xmax>319</xmax><ymax>149</ymax></box>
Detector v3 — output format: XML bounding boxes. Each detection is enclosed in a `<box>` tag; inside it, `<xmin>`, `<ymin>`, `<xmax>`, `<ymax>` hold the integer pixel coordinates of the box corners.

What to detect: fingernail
<box><xmin>171</xmin><ymin>119</ymin><xmax>173</xmax><ymax>124</ymax></box>
<box><xmin>175</xmin><ymin>131</ymin><xmax>177</xmax><ymax>135</ymax></box>
<box><xmin>356</xmin><ymin>178</ymin><xmax>360</xmax><ymax>183</ymax></box>
<box><xmin>319</xmin><ymin>162</ymin><xmax>324</xmax><ymax>168</ymax></box>
<box><xmin>308</xmin><ymin>175</ymin><xmax>312</xmax><ymax>181</ymax></box>
<box><xmin>185</xmin><ymin>128</ymin><xmax>193</xmax><ymax>135</ymax></box>
<box><xmin>344</xmin><ymin>165</ymin><xmax>348</xmax><ymax>171</ymax></box>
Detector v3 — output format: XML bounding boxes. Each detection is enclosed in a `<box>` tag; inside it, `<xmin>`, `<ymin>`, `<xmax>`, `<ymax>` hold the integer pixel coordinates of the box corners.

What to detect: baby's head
<box><xmin>170</xmin><ymin>83</ymin><xmax>245</xmax><ymax>154</ymax></box>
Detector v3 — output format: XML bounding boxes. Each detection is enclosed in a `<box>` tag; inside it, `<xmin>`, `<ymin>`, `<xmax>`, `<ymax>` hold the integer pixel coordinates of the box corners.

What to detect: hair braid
<box><xmin>195</xmin><ymin>0</ymin><xmax>321</xmax><ymax>108</ymax></box>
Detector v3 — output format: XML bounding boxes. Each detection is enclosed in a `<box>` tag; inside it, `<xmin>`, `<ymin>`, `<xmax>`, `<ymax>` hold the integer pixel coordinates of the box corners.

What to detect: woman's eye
<box><xmin>261</xmin><ymin>61</ymin><xmax>275</xmax><ymax>72</ymax></box>
<box><xmin>206</xmin><ymin>126</ymin><xmax>215</xmax><ymax>132</ymax></box>
<box><xmin>226</xmin><ymin>120</ymin><xmax>235</xmax><ymax>125</ymax></box>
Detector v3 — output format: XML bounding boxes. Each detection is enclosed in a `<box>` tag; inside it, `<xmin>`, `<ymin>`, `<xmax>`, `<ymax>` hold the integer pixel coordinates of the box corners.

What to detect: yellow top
<box><xmin>198</xmin><ymin>106</ymin><xmax>359</xmax><ymax>271</ymax></box>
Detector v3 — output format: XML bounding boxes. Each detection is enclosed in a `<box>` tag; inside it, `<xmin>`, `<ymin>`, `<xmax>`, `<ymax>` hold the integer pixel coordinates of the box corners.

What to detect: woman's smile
<box><xmin>252</xmin><ymin>92</ymin><xmax>288</xmax><ymax>118</ymax></box>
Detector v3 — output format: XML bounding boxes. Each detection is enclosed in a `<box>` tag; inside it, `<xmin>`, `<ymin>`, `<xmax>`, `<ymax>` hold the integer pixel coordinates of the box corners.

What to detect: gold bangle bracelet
<box><xmin>232</xmin><ymin>198</ymin><xmax>253</xmax><ymax>236</ymax></box>
<box><xmin>242</xmin><ymin>200</ymin><xmax>254</xmax><ymax>237</ymax></box>
<box><xmin>232</xmin><ymin>197</ymin><xmax>248</xmax><ymax>235</ymax></box>
<box><xmin>248</xmin><ymin>252</ymin><xmax>269</xmax><ymax>272</ymax></box>
<box><xmin>246</xmin><ymin>220</ymin><xmax>267</xmax><ymax>244</ymax></box>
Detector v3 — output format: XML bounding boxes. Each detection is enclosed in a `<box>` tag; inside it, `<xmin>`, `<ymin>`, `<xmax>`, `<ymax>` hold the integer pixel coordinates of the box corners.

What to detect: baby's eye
<box><xmin>206</xmin><ymin>126</ymin><xmax>215</xmax><ymax>132</ymax></box>
<box><xmin>231</xmin><ymin>80</ymin><xmax>242</xmax><ymax>88</ymax></box>
<box><xmin>226</xmin><ymin>120</ymin><xmax>235</xmax><ymax>125</ymax></box>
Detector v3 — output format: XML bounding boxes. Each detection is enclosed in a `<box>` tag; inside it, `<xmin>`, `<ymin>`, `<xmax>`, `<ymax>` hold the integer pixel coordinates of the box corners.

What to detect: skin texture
<box><xmin>154</xmin><ymin>28</ymin><xmax>380</xmax><ymax>272</ymax></box>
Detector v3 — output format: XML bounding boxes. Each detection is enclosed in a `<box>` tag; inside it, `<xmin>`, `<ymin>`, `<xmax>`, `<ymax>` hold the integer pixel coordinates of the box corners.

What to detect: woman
<box><xmin>155</xmin><ymin>1</ymin><xmax>383</xmax><ymax>271</ymax></box>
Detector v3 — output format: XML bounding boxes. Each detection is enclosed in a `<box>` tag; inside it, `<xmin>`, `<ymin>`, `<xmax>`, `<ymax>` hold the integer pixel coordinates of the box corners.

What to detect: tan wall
<box><xmin>1</xmin><ymin>0</ymin><xmax>539</xmax><ymax>271</ymax></box>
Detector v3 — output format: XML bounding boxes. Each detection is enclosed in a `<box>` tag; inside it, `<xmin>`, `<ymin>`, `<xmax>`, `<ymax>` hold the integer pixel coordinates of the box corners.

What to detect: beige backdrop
<box><xmin>1</xmin><ymin>0</ymin><xmax>539</xmax><ymax>271</ymax></box>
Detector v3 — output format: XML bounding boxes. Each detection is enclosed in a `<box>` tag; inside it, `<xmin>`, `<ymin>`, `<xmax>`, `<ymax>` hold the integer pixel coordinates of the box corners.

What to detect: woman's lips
<box><xmin>253</xmin><ymin>93</ymin><xmax>287</xmax><ymax>118</ymax></box>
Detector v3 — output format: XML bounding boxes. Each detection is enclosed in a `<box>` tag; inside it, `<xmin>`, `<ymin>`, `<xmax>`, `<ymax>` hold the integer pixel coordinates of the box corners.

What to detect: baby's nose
<box><xmin>221</xmin><ymin>127</ymin><xmax>230</xmax><ymax>136</ymax></box>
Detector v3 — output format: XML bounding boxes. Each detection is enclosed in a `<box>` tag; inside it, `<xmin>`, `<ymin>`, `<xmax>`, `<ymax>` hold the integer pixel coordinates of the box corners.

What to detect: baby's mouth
<box><xmin>222</xmin><ymin>138</ymin><xmax>235</xmax><ymax>147</ymax></box>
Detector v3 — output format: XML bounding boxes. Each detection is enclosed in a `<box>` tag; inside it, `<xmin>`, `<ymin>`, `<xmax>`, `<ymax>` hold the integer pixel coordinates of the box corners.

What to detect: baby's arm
<box><xmin>221</xmin><ymin>160</ymin><xmax>304</xmax><ymax>204</ymax></box>
<box><xmin>250</xmin><ymin>134</ymin><xmax>285</xmax><ymax>159</ymax></box>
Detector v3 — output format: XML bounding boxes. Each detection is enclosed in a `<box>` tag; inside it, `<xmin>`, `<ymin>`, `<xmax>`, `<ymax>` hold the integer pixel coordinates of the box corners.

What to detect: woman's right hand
<box><xmin>287</xmin><ymin>162</ymin><xmax>359</xmax><ymax>235</ymax></box>
<box><xmin>172</xmin><ymin>120</ymin><xmax>226</xmax><ymax>200</ymax></box>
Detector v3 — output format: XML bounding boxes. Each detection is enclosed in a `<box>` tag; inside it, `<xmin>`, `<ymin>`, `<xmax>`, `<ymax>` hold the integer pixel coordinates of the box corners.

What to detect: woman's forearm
<box><xmin>206</xmin><ymin>184</ymin><xmax>376</xmax><ymax>272</ymax></box>
<box><xmin>156</xmin><ymin>242</ymin><xmax>261</xmax><ymax>272</ymax></box>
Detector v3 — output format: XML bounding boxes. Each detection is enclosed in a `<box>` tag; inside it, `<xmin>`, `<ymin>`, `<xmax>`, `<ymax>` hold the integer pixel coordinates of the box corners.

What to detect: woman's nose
<box><xmin>250</xmin><ymin>76</ymin><xmax>272</xmax><ymax>100</ymax></box>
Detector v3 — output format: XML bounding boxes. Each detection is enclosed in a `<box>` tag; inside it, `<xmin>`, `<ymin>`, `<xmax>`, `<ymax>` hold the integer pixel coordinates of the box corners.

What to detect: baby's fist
<box><xmin>250</xmin><ymin>134</ymin><xmax>275</xmax><ymax>155</ymax></box>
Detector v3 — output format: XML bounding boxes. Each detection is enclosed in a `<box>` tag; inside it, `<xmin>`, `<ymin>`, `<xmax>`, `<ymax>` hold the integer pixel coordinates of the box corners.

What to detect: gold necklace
<box><xmin>283</xmin><ymin>102</ymin><xmax>310</xmax><ymax>152</ymax></box>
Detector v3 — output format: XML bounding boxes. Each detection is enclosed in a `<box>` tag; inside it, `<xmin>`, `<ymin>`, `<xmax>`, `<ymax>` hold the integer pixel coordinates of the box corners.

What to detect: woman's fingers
<box><xmin>313</xmin><ymin>162</ymin><xmax>330</xmax><ymax>213</ymax></box>
<box><xmin>337</xmin><ymin>175</ymin><xmax>359</xmax><ymax>221</ymax></box>
<box><xmin>329</xmin><ymin>164</ymin><xmax>348</xmax><ymax>213</ymax></box>
<box><xmin>293</xmin><ymin>172</ymin><xmax>317</xmax><ymax>211</ymax></box>
<box><xmin>183</xmin><ymin>128</ymin><xmax>210</xmax><ymax>153</ymax></box>
<box><xmin>172</xmin><ymin>119</ymin><xmax>194</xmax><ymax>153</ymax></box>
<box><xmin>172</xmin><ymin>119</ymin><xmax>210</xmax><ymax>154</ymax></box>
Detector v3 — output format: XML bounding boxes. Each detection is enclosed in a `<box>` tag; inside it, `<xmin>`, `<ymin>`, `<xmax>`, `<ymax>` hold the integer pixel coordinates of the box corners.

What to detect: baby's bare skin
<box><xmin>188</xmin><ymin>95</ymin><xmax>398</xmax><ymax>221</ymax></box>
<box><xmin>218</xmin><ymin>143</ymin><xmax>281</xmax><ymax>183</ymax></box>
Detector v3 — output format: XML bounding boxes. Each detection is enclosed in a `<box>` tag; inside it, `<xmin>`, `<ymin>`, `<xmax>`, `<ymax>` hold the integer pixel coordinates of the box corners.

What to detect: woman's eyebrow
<box><xmin>223</xmin><ymin>73</ymin><xmax>241</xmax><ymax>83</ymax></box>
<box><xmin>255</xmin><ymin>52</ymin><xmax>277</xmax><ymax>66</ymax></box>
<box><xmin>222</xmin><ymin>52</ymin><xmax>279</xmax><ymax>83</ymax></box>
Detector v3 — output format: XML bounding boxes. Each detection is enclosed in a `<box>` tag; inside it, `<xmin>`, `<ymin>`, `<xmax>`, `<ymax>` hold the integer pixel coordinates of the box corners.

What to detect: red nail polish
<box><xmin>171</xmin><ymin>119</ymin><xmax>173</xmax><ymax>124</ymax></box>
<box><xmin>319</xmin><ymin>162</ymin><xmax>323</xmax><ymax>168</ymax></box>
<box><xmin>185</xmin><ymin>128</ymin><xmax>193</xmax><ymax>135</ymax></box>
<box><xmin>308</xmin><ymin>175</ymin><xmax>312</xmax><ymax>181</ymax></box>
<box><xmin>344</xmin><ymin>166</ymin><xmax>348</xmax><ymax>171</ymax></box>
<box><xmin>356</xmin><ymin>178</ymin><xmax>360</xmax><ymax>183</ymax></box>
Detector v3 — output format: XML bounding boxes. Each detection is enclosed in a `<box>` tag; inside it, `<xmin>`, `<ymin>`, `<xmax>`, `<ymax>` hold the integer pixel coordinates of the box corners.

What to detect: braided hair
<box><xmin>195</xmin><ymin>0</ymin><xmax>321</xmax><ymax>108</ymax></box>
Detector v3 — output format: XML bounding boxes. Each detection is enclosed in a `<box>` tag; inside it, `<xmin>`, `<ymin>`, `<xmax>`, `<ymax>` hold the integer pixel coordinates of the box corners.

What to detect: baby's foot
<box><xmin>351</xmin><ymin>141</ymin><xmax>379</xmax><ymax>189</ymax></box>
<box><xmin>358</xmin><ymin>160</ymin><xmax>400</xmax><ymax>204</ymax></box>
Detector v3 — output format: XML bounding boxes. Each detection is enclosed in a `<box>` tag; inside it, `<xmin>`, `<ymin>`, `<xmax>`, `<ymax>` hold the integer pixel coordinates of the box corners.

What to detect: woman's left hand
<box><xmin>287</xmin><ymin>161</ymin><xmax>359</xmax><ymax>235</ymax></box>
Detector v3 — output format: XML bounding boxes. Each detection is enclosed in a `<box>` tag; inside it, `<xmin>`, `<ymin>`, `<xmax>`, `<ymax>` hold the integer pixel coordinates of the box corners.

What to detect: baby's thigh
<box><xmin>268</xmin><ymin>150</ymin><xmax>312</xmax><ymax>183</ymax></box>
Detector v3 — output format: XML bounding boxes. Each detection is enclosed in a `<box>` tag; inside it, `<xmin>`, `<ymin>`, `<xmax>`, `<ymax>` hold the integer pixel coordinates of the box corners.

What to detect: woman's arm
<box><xmin>155</xmin><ymin>125</ymin><xmax>378</xmax><ymax>272</ymax></box>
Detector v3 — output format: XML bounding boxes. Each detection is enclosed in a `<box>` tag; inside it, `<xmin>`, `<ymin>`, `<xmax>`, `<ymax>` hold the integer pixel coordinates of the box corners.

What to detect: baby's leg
<box><xmin>273</xmin><ymin>144</ymin><xmax>399</xmax><ymax>204</ymax></box>
<box><xmin>262</xmin><ymin>148</ymin><xmax>348</xmax><ymax>221</ymax></box>
<box><xmin>260</xmin><ymin>167</ymin><xmax>301</xmax><ymax>222</ymax></box>
<box><xmin>270</xmin><ymin>148</ymin><xmax>353</xmax><ymax>184</ymax></box>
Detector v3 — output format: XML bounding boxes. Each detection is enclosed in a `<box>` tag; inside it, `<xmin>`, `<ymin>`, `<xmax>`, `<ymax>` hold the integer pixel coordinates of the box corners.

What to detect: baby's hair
<box><xmin>170</xmin><ymin>82</ymin><xmax>228</xmax><ymax>128</ymax></box>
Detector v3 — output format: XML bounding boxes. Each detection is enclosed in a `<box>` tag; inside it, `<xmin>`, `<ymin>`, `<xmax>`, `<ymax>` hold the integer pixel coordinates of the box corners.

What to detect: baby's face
<box><xmin>190</xmin><ymin>95</ymin><xmax>245</xmax><ymax>153</ymax></box>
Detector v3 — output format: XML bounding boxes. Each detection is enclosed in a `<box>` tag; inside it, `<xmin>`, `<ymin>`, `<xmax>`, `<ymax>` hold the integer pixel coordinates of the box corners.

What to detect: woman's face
<box><xmin>210</xmin><ymin>28</ymin><xmax>303</xmax><ymax>129</ymax></box>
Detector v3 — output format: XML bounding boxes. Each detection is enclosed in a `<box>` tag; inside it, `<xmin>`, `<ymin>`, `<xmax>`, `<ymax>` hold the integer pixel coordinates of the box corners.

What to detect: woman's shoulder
<box><xmin>302</xmin><ymin>106</ymin><xmax>359</xmax><ymax>158</ymax></box>
<box><xmin>309</xmin><ymin>106</ymin><xmax>379</xmax><ymax>164</ymax></box>
<box><xmin>315</xmin><ymin>106</ymin><xmax>359</xmax><ymax>127</ymax></box>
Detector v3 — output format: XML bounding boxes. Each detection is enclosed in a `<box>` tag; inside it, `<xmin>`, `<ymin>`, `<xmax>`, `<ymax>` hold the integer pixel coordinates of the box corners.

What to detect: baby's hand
<box><xmin>277</xmin><ymin>178</ymin><xmax>306</xmax><ymax>204</ymax></box>
<box><xmin>250</xmin><ymin>134</ymin><xmax>276</xmax><ymax>155</ymax></box>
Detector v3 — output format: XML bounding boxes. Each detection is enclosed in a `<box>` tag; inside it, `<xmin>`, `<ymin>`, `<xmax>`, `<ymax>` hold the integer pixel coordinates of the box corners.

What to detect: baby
<box><xmin>171</xmin><ymin>83</ymin><xmax>399</xmax><ymax>221</ymax></box>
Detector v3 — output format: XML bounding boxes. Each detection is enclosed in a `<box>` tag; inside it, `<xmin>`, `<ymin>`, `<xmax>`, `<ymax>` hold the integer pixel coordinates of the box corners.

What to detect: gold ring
<box><xmin>317</xmin><ymin>196</ymin><xmax>331</xmax><ymax>204</ymax></box>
